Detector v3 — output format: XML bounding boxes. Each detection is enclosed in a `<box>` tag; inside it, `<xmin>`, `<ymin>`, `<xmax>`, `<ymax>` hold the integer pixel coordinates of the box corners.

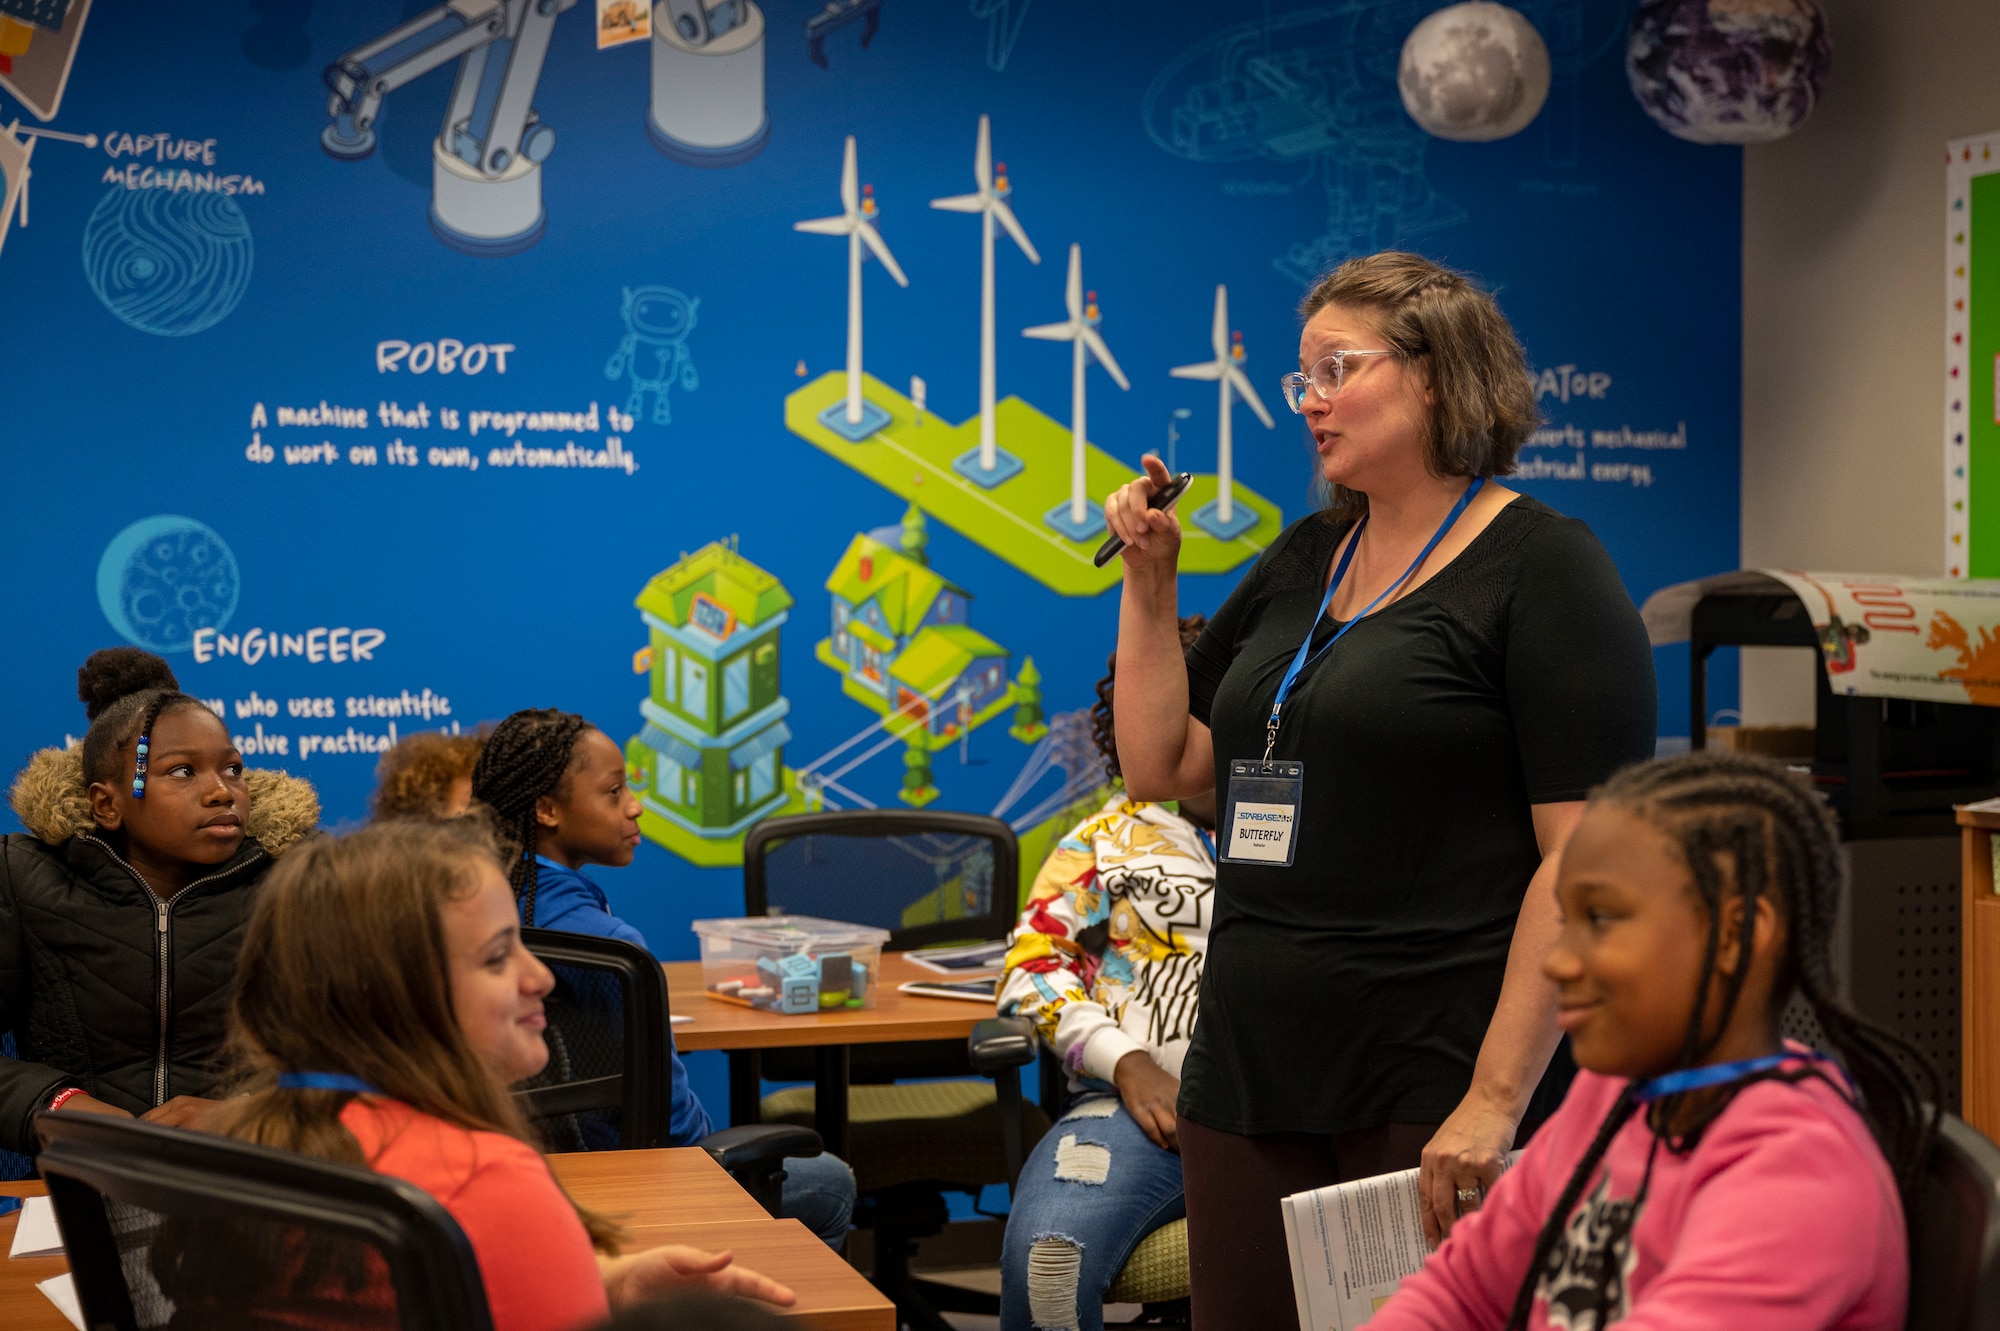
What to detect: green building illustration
<box><xmin>627</xmin><ymin>539</ymin><xmax>804</xmax><ymax>867</ymax></box>
<box><xmin>815</xmin><ymin>525</ymin><xmax>1015</xmax><ymax>748</ymax></box>
<box><xmin>813</xmin><ymin>509</ymin><xmax>1023</xmax><ymax>806</ymax></box>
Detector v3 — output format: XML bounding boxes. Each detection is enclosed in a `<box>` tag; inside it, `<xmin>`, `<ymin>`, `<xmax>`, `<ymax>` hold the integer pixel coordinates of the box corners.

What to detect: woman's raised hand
<box><xmin>1104</xmin><ymin>455</ymin><xmax>1183</xmax><ymax>576</ymax></box>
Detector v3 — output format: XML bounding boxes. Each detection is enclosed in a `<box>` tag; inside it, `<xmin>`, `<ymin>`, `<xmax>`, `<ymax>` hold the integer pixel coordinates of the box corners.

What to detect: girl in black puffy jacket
<box><xmin>0</xmin><ymin>648</ymin><xmax>319</xmax><ymax>1154</ymax></box>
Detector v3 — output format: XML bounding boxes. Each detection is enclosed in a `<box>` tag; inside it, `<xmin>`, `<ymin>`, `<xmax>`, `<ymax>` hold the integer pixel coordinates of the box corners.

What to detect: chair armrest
<box><xmin>699</xmin><ymin>1123</ymin><xmax>823</xmax><ymax>1172</ymax></box>
<box><xmin>968</xmin><ymin>1016</ymin><xmax>1037</xmax><ymax>1076</ymax></box>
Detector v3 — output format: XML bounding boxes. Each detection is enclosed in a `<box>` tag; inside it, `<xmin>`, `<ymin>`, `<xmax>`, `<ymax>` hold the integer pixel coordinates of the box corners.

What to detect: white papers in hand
<box><xmin>1282</xmin><ymin>1166</ymin><xmax>1429</xmax><ymax>1331</ymax></box>
<box><xmin>9</xmin><ymin>1196</ymin><xmax>62</xmax><ymax>1259</ymax></box>
<box><xmin>1282</xmin><ymin>1154</ymin><xmax>1519</xmax><ymax>1331</ymax></box>
<box><xmin>38</xmin><ymin>1272</ymin><xmax>85</xmax><ymax>1329</ymax></box>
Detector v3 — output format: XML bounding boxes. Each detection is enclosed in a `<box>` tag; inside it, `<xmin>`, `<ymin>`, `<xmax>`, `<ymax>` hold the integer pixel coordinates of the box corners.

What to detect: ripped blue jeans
<box><xmin>1000</xmin><ymin>1094</ymin><xmax>1187</xmax><ymax>1331</ymax></box>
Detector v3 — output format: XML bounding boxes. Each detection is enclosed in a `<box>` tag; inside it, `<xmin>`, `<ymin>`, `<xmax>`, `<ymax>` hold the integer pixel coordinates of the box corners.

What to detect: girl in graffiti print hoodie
<box><xmin>995</xmin><ymin>619</ymin><xmax>1216</xmax><ymax>1331</ymax></box>
<box><xmin>0</xmin><ymin>649</ymin><xmax>318</xmax><ymax>1153</ymax></box>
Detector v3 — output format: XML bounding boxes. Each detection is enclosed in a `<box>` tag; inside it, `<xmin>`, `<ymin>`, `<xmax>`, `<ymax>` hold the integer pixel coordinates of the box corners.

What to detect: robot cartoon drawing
<box><xmin>605</xmin><ymin>285</ymin><xmax>699</xmax><ymax>426</ymax></box>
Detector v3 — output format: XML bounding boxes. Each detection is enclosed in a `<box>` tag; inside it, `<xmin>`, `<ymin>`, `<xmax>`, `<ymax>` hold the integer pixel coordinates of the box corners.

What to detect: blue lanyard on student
<box><xmin>1263</xmin><ymin>477</ymin><xmax>1485</xmax><ymax>759</ymax></box>
<box><xmin>1631</xmin><ymin>1049</ymin><xmax>1847</xmax><ymax>1103</ymax></box>
<box><xmin>277</xmin><ymin>1072</ymin><xmax>380</xmax><ymax>1094</ymax></box>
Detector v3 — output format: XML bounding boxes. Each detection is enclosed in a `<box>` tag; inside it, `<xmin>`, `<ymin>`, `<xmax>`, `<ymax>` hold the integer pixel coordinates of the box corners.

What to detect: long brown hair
<box><xmin>216</xmin><ymin>818</ymin><xmax>623</xmax><ymax>1251</ymax></box>
<box><xmin>1299</xmin><ymin>250</ymin><xmax>1539</xmax><ymax>521</ymax></box>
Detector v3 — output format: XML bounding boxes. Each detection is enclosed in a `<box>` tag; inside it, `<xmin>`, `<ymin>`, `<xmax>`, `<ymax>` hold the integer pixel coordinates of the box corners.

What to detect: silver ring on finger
<box><xmin>1455</xmin><ymin>1187</ymin><xmax>1481</xmax><ymax>1212</ymax></box>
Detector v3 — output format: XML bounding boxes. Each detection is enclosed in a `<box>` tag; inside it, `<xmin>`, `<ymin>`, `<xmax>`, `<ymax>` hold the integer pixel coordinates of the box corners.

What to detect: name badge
<box><xmin>1221</xmin><ymin>759</ymin><xmax>1303</xmax><ymax>866</ymax></box>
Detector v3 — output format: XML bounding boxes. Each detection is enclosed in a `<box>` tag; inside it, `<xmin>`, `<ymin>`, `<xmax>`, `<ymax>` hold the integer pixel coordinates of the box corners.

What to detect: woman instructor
<box><xmin>1104</xmin><ymin>252</ymin><xmax>1655</xmax><ymax>1329</ymax></box>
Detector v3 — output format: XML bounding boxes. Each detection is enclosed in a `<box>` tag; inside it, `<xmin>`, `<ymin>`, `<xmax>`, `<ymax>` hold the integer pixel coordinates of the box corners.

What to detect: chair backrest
<box><xmin>1909</xmin><ymin>1113</ymin><xmax>2000</xmax><ymax>1330</ymax></box>
<box><xmin>516</xmin><ymin>927</ymin><xmax>673</xmax><ymax>1151</ymax></box>
<box><xmin>743</xmin><ymin>809</ymin><xmax>1020</xmax><ymax>950</ymax></box>
<box><xmin>36</xmin><ymin>1111</ymin><xmax>493</xmax><ymax>1331</ymax></box>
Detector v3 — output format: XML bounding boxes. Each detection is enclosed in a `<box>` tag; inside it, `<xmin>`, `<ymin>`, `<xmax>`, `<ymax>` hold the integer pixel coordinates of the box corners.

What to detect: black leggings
<box><xmin>1178</xmin><ymin>1116</ymin><xmax>1440</xmax><ymax>1331</ymax></box>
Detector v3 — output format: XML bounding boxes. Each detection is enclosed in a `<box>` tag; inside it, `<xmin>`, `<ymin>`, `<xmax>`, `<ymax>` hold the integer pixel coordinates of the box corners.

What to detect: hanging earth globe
<box><xmin>1627</xmin><ymin>0</ymin><xmax>1831</xmax><ymax>144</ymax></box>
<box><xmin>1398</xmin><ymin>2</ymin><xmax>1551</xmax><ymax>143</ymax></box>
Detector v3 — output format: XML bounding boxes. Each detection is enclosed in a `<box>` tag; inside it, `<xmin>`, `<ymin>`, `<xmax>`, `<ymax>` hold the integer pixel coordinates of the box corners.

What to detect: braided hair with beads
<box><xmin>75</xmin><ymin>647</ymin><xmax>209</xmax><ymax>799</ymax></box>
<box><xmin>1502</xmin><ymin>750</ymin><xmax>1939</xmax><ymax>1331</ymax></box>
<box><xmin>468</xmin><ymin>708</ymin><xmax>592</xmax><ymax>927</ymax></box>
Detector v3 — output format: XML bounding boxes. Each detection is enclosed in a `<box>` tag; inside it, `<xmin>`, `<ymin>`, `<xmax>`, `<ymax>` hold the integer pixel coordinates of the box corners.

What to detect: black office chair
<box><xmin>515</xmin><ymin>928</ymin><xmax>819</xmax><ymax>1216</ymax></box>
<box><xmin>1909</xmin><ymin>1112</ymin><xmax>2000</xmax><ymax>1330</ymax></box>
<box><xmin>36</xmin><ymin>1110</ymin><xmax>492</xmax><ymax>1330</ymax></box>
<box><xmin>740</xmin><ymin>810</ymin><xmax>1051</xmax><ymax>1331</ymax></box>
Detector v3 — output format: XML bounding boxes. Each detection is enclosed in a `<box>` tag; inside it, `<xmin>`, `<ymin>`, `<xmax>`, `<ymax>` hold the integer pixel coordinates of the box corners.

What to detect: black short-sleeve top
<box><xmin>1179</xmin><ymin>496</ymin><xmax>1656</xmax><ymax>1136</ymax></box>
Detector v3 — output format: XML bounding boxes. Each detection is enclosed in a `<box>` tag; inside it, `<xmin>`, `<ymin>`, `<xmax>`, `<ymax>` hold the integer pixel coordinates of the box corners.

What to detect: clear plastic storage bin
<box><xmin>691</xmin><ymin>916</ymin><xmax>892</xmax><ymax>1014</ymax></box>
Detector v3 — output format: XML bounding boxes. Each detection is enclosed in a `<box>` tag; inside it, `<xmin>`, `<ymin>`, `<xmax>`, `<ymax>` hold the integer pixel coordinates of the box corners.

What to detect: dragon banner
<box><xmin>1643</xmin><ymin>571</ymin><xmax>2000</xmax><ymax>707</ymax></box>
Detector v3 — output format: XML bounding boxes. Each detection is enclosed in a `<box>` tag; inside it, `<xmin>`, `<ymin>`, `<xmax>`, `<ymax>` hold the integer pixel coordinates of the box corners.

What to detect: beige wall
<box><xmin>1738</xmin><ymin>0</ymin><xmax>2000</xmax><ymax>722</ymax></box>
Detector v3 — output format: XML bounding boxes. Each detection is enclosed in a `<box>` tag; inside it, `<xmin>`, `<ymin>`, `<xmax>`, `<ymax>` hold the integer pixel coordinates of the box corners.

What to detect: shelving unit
<box><xmin>1959</xmin><ymin>798</ymin><xmax>2000</xmax><ymax>1141</ymax></box>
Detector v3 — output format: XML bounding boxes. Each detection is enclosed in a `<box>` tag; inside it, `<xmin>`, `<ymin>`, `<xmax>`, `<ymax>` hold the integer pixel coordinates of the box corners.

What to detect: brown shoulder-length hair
<box><xmin>214</xmin><ymin>818</ymin><xmax>622</xmax><ymax>1252</ymax></box>
<box><xmin>1299</xmin><ymin>251</ymin><xmax>1539</xmax><ymax>520</ymax></box>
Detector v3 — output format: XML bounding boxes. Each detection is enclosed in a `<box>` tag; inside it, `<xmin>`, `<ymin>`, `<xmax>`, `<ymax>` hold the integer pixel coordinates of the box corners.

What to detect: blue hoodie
<box><xmin>527</xmin><ymin>856</ymin><xmax>713</xmax><ymax>1145</ymax></box>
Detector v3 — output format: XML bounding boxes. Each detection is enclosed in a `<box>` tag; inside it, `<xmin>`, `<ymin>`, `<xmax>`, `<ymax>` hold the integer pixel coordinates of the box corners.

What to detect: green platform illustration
<box><xmin>785</xmin><ymin>372</ymin><xmax>1281</xmax><ymax>597</ymax></box>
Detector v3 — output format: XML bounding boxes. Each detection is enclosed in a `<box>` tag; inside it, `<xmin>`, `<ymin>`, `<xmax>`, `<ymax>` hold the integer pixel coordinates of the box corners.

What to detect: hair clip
<box><xmin>131</xmin><ymin>733</ymin><xmax>150</xmax><ymax>799</ymax></box>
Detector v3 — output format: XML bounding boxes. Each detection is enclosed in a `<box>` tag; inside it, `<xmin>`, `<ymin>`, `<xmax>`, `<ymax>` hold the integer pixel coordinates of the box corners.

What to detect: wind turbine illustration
<box><xmin>1023</xmin><ymin>244</ymin><xmax>1129</xmax><ymax>540</ymax></box>
<box><xmin>796</xmin><ymin>134</ymin><xmax>908</xmax><ymax>441</ymax></box>
<box><xmin>932</xmin><ymin>113</ymin><xmax>1040</xmax><ymax>487</ymax></box>
<box><xmin>1171</xmin><ymin>284</ymin><xmax>1273</xmax><ymax>540</ymax></box>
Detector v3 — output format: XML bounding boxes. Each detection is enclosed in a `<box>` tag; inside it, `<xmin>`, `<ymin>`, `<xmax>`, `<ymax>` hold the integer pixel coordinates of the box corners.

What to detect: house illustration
<box><xmin>815</xmin><ymin>509</ymin><xmax>1015</xmax><ymax>747</ymax></box>
<box><xmin>626</xmin><ymin>539</ymin><xmax>795</xmax><ymax>854</ymax></box>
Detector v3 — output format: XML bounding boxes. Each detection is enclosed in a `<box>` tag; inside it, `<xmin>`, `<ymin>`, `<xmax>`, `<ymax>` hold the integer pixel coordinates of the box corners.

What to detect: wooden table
<box><xmin>548</xmin><ymin>1146</ymin><xmax>769</xmax><ymax>1226</ymax></box>
<box><xmin>1961</xmin><ymin>797</ymin><xmax>2000</xmax><ymax>1142</ymax></box>
<box><xmin>0</xmin><ymin>1185</ymin><xmax>62</xmax><ymax>1331</ymax></box>
<box><xmin>622</xmin><ymin>1220</ymin><xmax>890</xmax><ymax>1330</ymax></box>
<box><xmin>0</xmin><ymin>1150</ymin><xmax>892</xmax><ymax>1330</ymax></box>
<box><xmin>666</xmin><ymin>952</ymin><xmax>996</xmax><ymax>1158</ymax></box>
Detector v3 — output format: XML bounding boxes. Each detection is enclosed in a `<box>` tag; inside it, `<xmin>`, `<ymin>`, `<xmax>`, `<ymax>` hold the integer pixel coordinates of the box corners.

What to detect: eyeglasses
<box><xmin>1280</xmin><ymin>349</ymin><xmax>1396</xmax><ymax>414</ymax></box>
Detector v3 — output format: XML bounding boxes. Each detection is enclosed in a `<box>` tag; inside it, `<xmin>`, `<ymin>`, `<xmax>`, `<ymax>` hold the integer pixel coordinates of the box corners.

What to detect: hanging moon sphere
<box><xmin>1398</xmin><ymin>2</ymin><xmax>1552</xmax><ymax>143</ymax></box>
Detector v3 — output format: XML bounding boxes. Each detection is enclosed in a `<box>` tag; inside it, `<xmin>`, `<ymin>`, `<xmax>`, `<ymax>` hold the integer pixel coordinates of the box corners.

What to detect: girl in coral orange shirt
<box><xmin>212</xmin><ymin>818</ymin><xmax>794</xmax><ymax>1331</ymax></box>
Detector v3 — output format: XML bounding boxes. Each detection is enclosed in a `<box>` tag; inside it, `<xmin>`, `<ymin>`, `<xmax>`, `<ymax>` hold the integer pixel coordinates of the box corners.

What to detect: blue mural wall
<box><xmin>0</xmin><ymin>0</ymin><xmax>1740</xmax><ymax>1121</ymax></box>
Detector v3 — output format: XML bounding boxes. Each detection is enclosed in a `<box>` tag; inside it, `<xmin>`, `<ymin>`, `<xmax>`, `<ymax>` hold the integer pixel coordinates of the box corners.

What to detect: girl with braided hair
<box><xmin>1370</xmin><ymin>750</ymin><xmax>1932</xmax><ymax>1331</ymax></box>
<box><xmin>469</xmin><ymin>709</ymin><xmax>607</xmax><ymax>932</ymax></box>
<box><xmin>0</xmin><ymin>647</ymin><xmax>319</xmax><ymax>1151</ymax></box>
<box><xmin>469</xmin><ymin>707</ymin><xmax>858</xmax><ymax>1247</ymax></box>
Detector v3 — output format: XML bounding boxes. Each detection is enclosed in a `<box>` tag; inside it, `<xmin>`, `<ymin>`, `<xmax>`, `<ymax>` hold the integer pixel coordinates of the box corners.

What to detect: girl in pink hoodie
<box><xmin>1371</xmin><ymin>752</ymin><xmax>1934</xmax><ymax>1331</ymax></box>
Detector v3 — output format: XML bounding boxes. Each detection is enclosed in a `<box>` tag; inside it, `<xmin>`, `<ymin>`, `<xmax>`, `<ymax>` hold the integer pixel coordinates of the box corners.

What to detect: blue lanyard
<box><xmin>1264</xmin><ymin>477</ymin><xmax>1485</xmax><ymax>758</ymax></box>
<box><xmin>1631</xmin><ymin>1049</ymin><xmax>1845</xmax><ymax>1103</ymax></box>
<box><xmin>277</xmin><ymin>1072</ymin><xmax>380</xmax><ymax>1094</ymax></box>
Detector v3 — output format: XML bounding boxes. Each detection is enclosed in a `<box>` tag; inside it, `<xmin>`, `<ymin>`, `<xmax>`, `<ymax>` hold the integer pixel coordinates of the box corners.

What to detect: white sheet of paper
<box><xmin>38</xmin><ymin>1273</ymin><xmax>84</xmax><ymax>1330</ymax></box>
<box><xmin>9</xmin><ymin>1196</ymin><xmax>62</xmax><ymax>1259</ymax></box>
<box><xmin>1284</xmin><ymin>1151</ymin><xmax>1522</xmax><ymax>1330</ymax></box>
<box><xmin>671</xmin><ymin>1014</ymin><xmax>693</xmax><ymax>1025</ymax></box>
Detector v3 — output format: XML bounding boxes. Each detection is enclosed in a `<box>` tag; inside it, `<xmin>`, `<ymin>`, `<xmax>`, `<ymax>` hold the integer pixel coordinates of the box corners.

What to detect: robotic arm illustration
<box><xmin>646</xmin><ymin>0</ymin><xmax>769</xmax><ymax>165</ymax></box>
<box><xmin>657</xmin><ymin>0</ymin><xmax>750</xmax><ymax>46</ymax></box>
<box><xmin>804</xmin><ymin>0</ymin><xmax>880</xmax><ymax>70</ymax></box>
<box><xmin>320</xmin><ymin>0</ymin><xmax>772</xmax><ymax>253</ymax></box>
<box><xmin>321</xmin><ymin>0</ymin><xmax>575</xmax><ymax>255</ymax></box>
